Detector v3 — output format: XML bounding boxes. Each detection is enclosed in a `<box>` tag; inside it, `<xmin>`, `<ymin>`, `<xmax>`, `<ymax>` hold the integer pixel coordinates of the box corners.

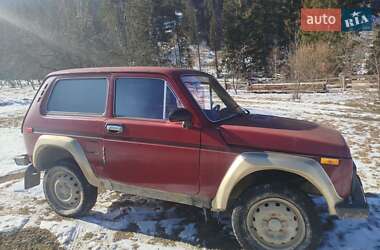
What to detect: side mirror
<box><xmin>169</xmin><ymin>108</ymin><xmax>192</xmax><ymax>128</ymax></box>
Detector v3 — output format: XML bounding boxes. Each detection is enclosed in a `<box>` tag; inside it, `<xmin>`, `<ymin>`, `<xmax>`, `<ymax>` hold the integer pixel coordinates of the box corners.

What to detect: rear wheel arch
<box><xmin>34</xmin><ymin>145</ymin><xmax>73</xmax><ymax>170</ymax></box>
<box><xmin>33</xmin><ymin>135</ymin><xmax>101</xmax><ymax>187</ymax></box>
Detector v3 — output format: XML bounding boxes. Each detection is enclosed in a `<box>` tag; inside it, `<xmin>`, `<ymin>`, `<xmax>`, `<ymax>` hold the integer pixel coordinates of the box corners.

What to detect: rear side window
<box><xmin>47</xmin><ymin>78</ymin><xmax>107</xmax><ymax>115</ymax></box>
<box><xmin>115</xmin><ymin>78</ymin><xmax>182</xmax><ymax>119</ymax></box>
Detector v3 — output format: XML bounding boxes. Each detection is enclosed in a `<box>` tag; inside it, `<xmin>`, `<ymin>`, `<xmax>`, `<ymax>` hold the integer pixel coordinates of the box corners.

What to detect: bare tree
<box><xmin>288</xmin><ymin>41</ymin><xmax>334</xmax><ymax>81</ymax></box>
<box><xmin>370</xmin><ymin>27</ymin><xmax>380</xmax><ymax>101</ymax></box>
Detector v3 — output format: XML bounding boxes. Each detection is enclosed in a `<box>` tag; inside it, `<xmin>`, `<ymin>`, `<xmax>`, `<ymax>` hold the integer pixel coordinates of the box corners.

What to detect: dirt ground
<box><xmin>0</xmin><ymin>228</ymin><xmax>62</xmax><ymax>250</ymax></box>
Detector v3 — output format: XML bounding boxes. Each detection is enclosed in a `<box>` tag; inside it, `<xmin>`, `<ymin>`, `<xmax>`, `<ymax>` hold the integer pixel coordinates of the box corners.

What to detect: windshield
<box><xmin>181</xmin><ymin>75</ymin><xmax>243</xmax><ymax>122</ymax></box>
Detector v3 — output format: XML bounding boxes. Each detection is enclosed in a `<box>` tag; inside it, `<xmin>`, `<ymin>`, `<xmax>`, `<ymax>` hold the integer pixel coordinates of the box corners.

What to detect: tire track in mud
<box><xmin>0</xmin><ymin>170</ymin><xmax>25</xmax><ymax>184</ymax></box>
<box><xmin>67</xmin><ymin>224</ymin><xmax>82</xmax><ymax>250</ymax></box>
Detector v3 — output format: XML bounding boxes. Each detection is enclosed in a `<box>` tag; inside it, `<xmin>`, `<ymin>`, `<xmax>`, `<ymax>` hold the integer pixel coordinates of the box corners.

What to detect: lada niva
<box><xmin>15</xmin><ymin>67</ymin><xmax>368</xmax><ymax>249</ymax></box>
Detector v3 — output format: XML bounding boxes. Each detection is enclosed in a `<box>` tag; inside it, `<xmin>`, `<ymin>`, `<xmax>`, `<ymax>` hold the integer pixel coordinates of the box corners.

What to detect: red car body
<box><xmin>15</xmin><ymin>66</ymin><xmax>369</xmax><ymax>250</ymax></box>
<box><xmin>22</xmin><ymin>67</ymin><xmax>353</xmax><ymax>200</ymax></box>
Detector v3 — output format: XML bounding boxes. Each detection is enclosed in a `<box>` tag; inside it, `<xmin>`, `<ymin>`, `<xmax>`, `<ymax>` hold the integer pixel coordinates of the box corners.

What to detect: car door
<box><xmin>103</xmin><ymin>74</ymin><xmax>201</xmax><ymax>195</ymax></box>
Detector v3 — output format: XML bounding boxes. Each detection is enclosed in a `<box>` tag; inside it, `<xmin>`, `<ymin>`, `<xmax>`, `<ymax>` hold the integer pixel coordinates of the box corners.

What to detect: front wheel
<box><xmin>232</xmin><ymin>184</ymin><xmax>321</xmax><ymax>250</ymax></box>
<box><xmin>43</xmin><ymin>162</ymin><xmax>97</xmax><ymax>217</ymax></box>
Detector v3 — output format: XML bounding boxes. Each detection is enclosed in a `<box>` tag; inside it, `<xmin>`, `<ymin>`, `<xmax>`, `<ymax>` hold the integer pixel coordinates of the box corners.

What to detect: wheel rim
<box><xmin>246</xmin><ymin>198</ymin><xmax>306</xmax><ymax>249</ymax></box>
<box><xmin>47</xmin><ymin>168</ymin><xmax>83</xmax><ymax>210</ymax></box>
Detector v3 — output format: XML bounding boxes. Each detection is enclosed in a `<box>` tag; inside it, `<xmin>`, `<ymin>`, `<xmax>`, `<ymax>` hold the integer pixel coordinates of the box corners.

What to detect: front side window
<box><xmin>47</xmin><ymin>78</ymin><xmax>107</xmax><ymax>115</ymax></box>
<box><xmin>181</xmin><ymin>75</ymin><xmax>243</xmax><ymax>122</ymax></box>
<box><xmin>114</xmin><ymin>78</ymin><xmax>181</xmax><ymax>120</ymax></box>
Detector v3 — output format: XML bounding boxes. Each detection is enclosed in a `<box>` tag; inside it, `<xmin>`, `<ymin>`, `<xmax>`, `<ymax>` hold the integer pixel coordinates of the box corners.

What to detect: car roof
<box><xmin>46</xmin><ymin>66</ymin><xmax>204</xmax><ymax>78</ymax></box>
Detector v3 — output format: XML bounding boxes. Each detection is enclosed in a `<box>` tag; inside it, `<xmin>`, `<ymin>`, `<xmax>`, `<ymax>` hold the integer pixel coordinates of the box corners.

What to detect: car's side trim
<box><xmin>101</xmin><ymin>179</ymin><xmax>211</xmax><ymax>208</ymax></box>
<box><xmin>32</xmin><ymin>130</ymin><xmax>200</xmax><ymax>149</ymax></box>
<box><xmin>33</xmin><ymin>135</ymin><xmax>101</xmax><ymax>187</ymax></box>
<box><xmin>33</xmin><ymin>130</ymin><xmax>102</xmax><ymax>140</ymax></box>
<box><xmin>211</xmin><ymin>152</ymin><xmax>344</xmax><ymax>215</ymax></box>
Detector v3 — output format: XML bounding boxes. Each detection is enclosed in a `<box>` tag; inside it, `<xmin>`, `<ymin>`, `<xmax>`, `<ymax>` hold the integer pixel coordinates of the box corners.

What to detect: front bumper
<box><xmin>335</xmin><ymin>173</ymin><xmax>368</xmax><ymax>219</ymax></box>
<box><xmin>14</xmin><ymin>154</ymin><xmax>41</xmax><ymax>189</ymax></box>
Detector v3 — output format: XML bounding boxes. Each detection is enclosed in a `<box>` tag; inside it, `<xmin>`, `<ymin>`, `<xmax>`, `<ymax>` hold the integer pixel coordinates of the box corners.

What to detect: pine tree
<box><xmin>222</xmin><ymin>0</ymin><xmax>302</xmax><ymax>77</ymax></box>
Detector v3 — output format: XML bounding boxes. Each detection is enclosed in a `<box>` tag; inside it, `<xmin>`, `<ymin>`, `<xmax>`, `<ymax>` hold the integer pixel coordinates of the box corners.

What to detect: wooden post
<box><xmin>214</xmin><ymin>47</ymin><xmax>219</xmax><ymax>77</ymax></box>
<box><xmin>339</xmin><ymin>73</ymin><xmax>346</xmax><ymax>92</ymax></box>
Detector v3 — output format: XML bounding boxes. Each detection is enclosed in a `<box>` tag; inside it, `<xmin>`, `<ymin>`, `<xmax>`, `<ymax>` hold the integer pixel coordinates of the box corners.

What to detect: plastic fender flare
<box><xmin>33</xmin><ymin>135</ymin><xmax>101</xmax><ymax>187</ymax></box>
<box><xmin>211</xmin><ymin>151</ymin><xmax>343</xmax><ymax>215</ymax></box>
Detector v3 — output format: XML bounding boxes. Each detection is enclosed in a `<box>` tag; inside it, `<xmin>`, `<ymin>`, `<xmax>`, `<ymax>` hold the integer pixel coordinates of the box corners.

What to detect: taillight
<box><xmin>24</xmin><ymin>127</ymin><xmax>33</xmax><ymax>134</ymax></box>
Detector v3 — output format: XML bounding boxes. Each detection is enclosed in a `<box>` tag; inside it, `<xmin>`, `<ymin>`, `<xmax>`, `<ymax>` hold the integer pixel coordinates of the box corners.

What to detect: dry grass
<box><xmin>113</xmin><ymin>231</ymin><xmax>137</xmax><ymax>242</ymax></box>
<box><xmin>18</xmin><ymin>207</ymin><xmax>31</xmax><ymax>215</ymax></box>
<box><xmin>82</xmin><ymin>232</ymin><xmax>95</xmax><ymax>241</ymax></box>
<box><xmin>147</xmin><ymin>237</ymin><xmax>177</xmax><ymax>247</ymax></box>
<box><xmin>0</xmin><ymin>227</ymin><xmax>62</xmax><ymax>250</ymax></box>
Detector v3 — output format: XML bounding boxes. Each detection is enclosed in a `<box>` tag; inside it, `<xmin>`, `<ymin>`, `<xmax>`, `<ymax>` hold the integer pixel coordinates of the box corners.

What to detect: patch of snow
<box><xmin>179</xmin><ymin>223</ymin><xmax>197</xmax><ymax>242</ymax></box>
<box><xmin>369</xmin><ymin>152</ymin><xmax>380</xmax><ymax>158</ymax></box>
<box><xmin>40</xmin><ymin>221</ymin><xmax>79</xmax><ymax>246</ymax></box>
<box><xmin>320</xmin><ymin>197</ymin><xmax>380</xmax><ymax>250</ymax></box>
<box><xmin>136</xmin><ymin>220</ymin><xmax>157</xmax><ymax>235</ymax></box>
<box><xmin>0</xmin><ymin>215</ymin><xmax>29</xmax><ymax>233</ymax></box>
<box><xmin>0</xmin><ymin>86</ymin><xmax>34</xmax><ymax>119</ymax></box>
<box><xmin>5</xmin><ymin>179</ymin><xmax>44</xmax><ymax>198</ymax></box>
<box><xmin>159</xmin><ymin>218</ymin><xmax>184</xmax><ymax>235</ymax></box>
<box><xmin>0</xmin><ymin>127</ymin><xmax>27</xmax><ymax>177</ymax></box>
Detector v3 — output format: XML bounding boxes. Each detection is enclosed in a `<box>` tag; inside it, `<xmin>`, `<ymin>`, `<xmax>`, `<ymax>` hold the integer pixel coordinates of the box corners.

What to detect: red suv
<box><xmin>15</xmin><ymin>67</ymin><xmax>368</xmax><ymax>250</ymax></box>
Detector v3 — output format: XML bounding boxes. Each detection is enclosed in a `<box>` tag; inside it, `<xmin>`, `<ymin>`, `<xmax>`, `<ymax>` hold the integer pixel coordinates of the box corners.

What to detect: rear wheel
<box><xmin>232</xmin><ymin>184</ymin><xmax>321</xmax><ymax>250</ymax></box>
<box><xmin>43</xmin><ymin>162</ymin><xmax>97</xmax><ymax>217</ymax></box>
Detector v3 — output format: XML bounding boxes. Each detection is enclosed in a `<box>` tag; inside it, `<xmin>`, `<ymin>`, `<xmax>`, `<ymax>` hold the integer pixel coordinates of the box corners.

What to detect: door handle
<box><xmin>106</xmin><ymin>124</ymin><xmax>124</xmax><ymax>134</ymax></box>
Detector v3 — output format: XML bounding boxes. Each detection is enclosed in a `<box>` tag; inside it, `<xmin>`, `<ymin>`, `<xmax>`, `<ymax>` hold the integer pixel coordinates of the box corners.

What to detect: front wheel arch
<box><xmin>211</xmin><ymin>152</ymin><xmax>343</xmax><ymax>215</ymax></box>
<box><xmin>228</xmin><ymin>170</ymin><xmax>321</xmax><ymax>209</ymax></box>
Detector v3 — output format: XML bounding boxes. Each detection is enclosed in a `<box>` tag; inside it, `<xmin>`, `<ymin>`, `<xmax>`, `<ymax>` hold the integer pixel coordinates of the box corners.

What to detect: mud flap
<box><xmin>24</xmin><ymin>165</ymin><xmax>41</xmax><ymax>189</ymax></box>
<box><xmin>335</xmin><ymin>174</ymin><xmax>368</xmax><ymax>218</ymax></box>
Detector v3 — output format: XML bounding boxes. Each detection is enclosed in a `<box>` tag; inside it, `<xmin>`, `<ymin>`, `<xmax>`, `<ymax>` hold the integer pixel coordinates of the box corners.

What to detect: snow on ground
<box><xmin>0</xmin><ymin>215</ymin><xmax>29</xmax><ymax>234</ymax></box>
<box><xmin>0</xmin><ymin>87</ymin><xmax>35</xmax><ymax>177</ymax></box>
<box><xmin>0</xmin><ymin>86</ymin><xmax>35</xmax><ymax>124</ymax></box>
<box><xmin>0</xmin><ymin>127</ymin><xmax>27</xmax><ymax>177</ymax></box>
<box><xmin>0</xmin><ymin>86</ymin><xmax>379</xmax><ymax>249</ymax></box>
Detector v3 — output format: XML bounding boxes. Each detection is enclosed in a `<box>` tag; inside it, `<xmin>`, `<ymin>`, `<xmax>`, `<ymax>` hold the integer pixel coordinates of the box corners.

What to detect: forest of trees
<box><xmin>0</xmin><ymin>0</ymin><xmax>379</xmax><ymax>81</ymax></box>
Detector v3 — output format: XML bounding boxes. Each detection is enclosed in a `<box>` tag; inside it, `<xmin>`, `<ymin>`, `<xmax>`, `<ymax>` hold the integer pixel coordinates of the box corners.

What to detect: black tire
<box><xmin>43</xmin><ymin>161</ymin><xmax>97</xmax><ymax>217</ymax></box>
<box><xmin>232</xmin><ymin>184</ymin><xmax>321</xmax><ymax>250</ymax></box>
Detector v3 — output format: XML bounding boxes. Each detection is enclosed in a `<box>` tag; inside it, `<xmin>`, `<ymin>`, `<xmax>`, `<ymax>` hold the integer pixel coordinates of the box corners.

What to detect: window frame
<box><xmin>112</xmin><ymin>77</ymin><xmax>182</xmax><ymax>121</ymax></box>
<box><xmin>180</xmin><ymin>74</ymin><xmax>242</xmax><ymax>123</ymax></box>
<box><xmin>44</xmin><ymin>76</ymin><xmax>109</xmax><ymax>117</ymax></box>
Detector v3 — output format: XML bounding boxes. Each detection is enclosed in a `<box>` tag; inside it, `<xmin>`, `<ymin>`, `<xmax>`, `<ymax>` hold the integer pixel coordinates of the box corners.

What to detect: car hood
<box><xmin>220</xmin><ymin>114</ymin><xmax>351</xmax><ymax>158</ymax></box>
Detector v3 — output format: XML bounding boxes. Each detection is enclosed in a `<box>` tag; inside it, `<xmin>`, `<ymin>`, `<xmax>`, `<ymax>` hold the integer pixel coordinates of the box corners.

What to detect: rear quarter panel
<box><xmin>22</xmin><ymin>75</ymin><xmax>108</xmax><ymax>177</ymax></box>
